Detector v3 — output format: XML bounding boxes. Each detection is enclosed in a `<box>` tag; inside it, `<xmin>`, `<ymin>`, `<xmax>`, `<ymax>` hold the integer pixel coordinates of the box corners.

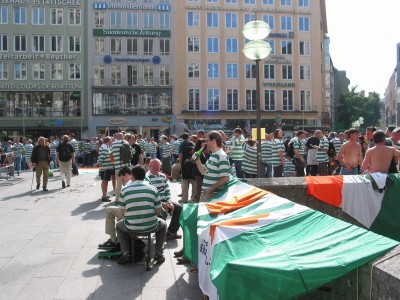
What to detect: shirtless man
<box><xmin>361</xmin><ymin>130</ymin><xmax>400</xmax><ymax>174</ymax></box>
<box><xmin>336</xmin><ymin>128</ymin><xmax>363</xmax><ymax>175</ymax></box>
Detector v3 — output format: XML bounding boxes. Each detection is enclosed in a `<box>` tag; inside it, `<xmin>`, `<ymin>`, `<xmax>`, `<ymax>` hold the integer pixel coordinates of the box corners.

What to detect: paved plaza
<box><xmin>0</xmin><ymin>169</ymin><xmax>202</xmax><ymax>300</ymax></box>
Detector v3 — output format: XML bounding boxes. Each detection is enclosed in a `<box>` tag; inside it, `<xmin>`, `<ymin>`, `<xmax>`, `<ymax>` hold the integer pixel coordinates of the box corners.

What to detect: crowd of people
<box><xmin>1</xmin><ymin>125</ymin><xmax>400</xmax><ymax>265</ymax></box>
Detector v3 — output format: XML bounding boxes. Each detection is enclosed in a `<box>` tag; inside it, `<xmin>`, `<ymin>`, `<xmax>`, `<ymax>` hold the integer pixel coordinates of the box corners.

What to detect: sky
<box><xmin>325</xmin><ymin>0</ymin><xmax>399</xmax><ymax>97</ymax></box>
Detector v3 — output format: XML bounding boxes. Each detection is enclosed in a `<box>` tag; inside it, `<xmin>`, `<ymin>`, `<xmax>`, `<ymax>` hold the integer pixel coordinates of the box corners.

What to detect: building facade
<box><xmin>87</xmin><ymin>0</ymin><xmax>173</xmax><ymax>138</ymax></box>
<box><xmin>0</xmin><ymin>0</ymin><xmax>87</xmax><ymax>139</ymax></box>
<box><xmin>173</xmin><ymin>0</ymin><xmax>328</xmax><ymax>134</ymax></box>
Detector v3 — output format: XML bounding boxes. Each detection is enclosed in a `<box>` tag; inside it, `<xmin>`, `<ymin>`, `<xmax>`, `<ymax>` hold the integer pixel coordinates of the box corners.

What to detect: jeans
<box><xmin>339</xmin><ymin>166</ymin><xmax>359</xmax><ymax>175</ymax></box>
<box><xmin>14</xmin><ymin>155</ymin><xmax>22</xmax><ymax>175</ymax></box>
<box><xmin>232</xmin><ymin>160</ymin><xmax>244</xmax><ymax>178</ymax></box>
<box><xmin>265</xmin><ymin>164</ymin><xmax>273</xmax><ymax>178</ymax></box>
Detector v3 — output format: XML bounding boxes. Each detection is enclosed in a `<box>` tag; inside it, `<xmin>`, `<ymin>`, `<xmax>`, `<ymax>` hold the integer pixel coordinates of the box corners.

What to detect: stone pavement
<box><xmin>0</xmin><ymin>169</ymin><xmax>202</xmax><ymax>300</ymax></box>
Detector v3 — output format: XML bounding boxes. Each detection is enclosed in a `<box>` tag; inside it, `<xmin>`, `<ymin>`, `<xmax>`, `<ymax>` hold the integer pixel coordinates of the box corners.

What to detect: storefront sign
<box><xmin>263</xmin><ymin>82</ymin><xmax>295</xmax><ymax>87</ymax></box>
<box><xmin>0</xmin><ymin>0</ymin><xmax>81</xmax><ymax>6</ymax></box>
<box><xmin>94</xmin><ymin>29</ymin><xmax>171</xmax><ymax>38</ymax></box>
<box><xmin>93</xmin><ymin>3</ymin><xmax>170</xmax><ymax>11</ymax></box>
<box><xmin>0</xmin><ymin>83</ymin><xmax>81</xmax><ymax>90</ymax></box>
<box><xmin>108</xmin><ymin>118</ymin><xmax>127</xmax><ymax>125</ymax></box>
<box><xmin>0</xmin><ymin>54</ymin><xmax>77</xmax><ymax>61</ymax></box>
<box><xmin>185</xmin><ymin>4</ymin><xmax>310</xmax><ymax>15</ymax></box>
<box><xmin>265</xmin><ymin>55</ymin><xmax>292</xmax><ymax>64</ymax></box>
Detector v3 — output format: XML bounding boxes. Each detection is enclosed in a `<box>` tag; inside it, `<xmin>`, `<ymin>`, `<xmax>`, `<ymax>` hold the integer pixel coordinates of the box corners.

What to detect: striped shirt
<box><xmin>331</xmin><ymin>138</ymin><xmax>342</xmax><ymax>155</ymax></box>
<box><xmin>284</xmin><ymin>159</ymin><xmax>296</xmax><ymax>177</ymax></box>
<box><xmin>25</xmin><ymin>143</ymin><xmax>34</xmax><ymax>161</ymax></box>
<box><xmin>171</xmin><ymin>140</ymin><xmax>181</xmax><ymax>155</ymax></box>
<box><xmin>270</xmin><ymin>139</ymin><xmax>284</xmax><ymax>166</ymax></box>
<box><xmin>293</xmin><ymin>139</ymin><xmax>304</xmax><ymax>157</ymax></box>
<box><xmin>119</xmin><ymin>180</ymin><xmax>161</xmax><ymax>233</ymax></box>
<box><xmin>90</xmin><ymin>140</ymin><xmax>98</xmax><ymax>150</ymax></box>
<box><xmin>202</xmin><ymin>148</ymin><xmax>230</xmax><ymax>193</ymax></box>
<box><xmin>137</xmin><ymin>139</ymin><xmax>147</xmax><ymax>152</ymax></box>
<box><xmin>159</xmin><ymin>142</ymin><xmax>172</xmax><ymax>158</ymax></box>
<box><xmin>12</xmin><ymin>143</ymin><xmax>25</xmax><ymax>156</ymax></box>
<box><xmin>83</xmin><ymin>142</ymin><xmax>92</xmax><ymax>153</ymax></box>
<box><xmin>261</xmin><ymin>141</ymin><xmax>273</xmax><ymax>164</ymax></box>
<box><xmin>111</xmin><ymin>140</ymin><xmax>129</xmax><ymax>171</ymax></box>
<box><xmin>145</xmin><ymin>171</ymin><xmax>171</xmax><ymax>202</ymax></box>
<box><xmin>316</xmin><ymin>137</ymin><xmax>330</xmax><ymax>162</ymax></box>
<box><xmin>70</xmin><ymin>138</ymin><xmax>79</xmax><ymax>154</ymax></box>
<box><xmin>241</xmin><ymin>144</ymin><xmax>258</xmax><ymax>175</ymax></box>
<box><xmin>229</xmin><ymin>136</ymin><xmax>245</xmax><ymax>160</ymax></box>
<box><xmin>146</xmin><ymin>142</ymin><xmax>157</xmax><ymax>155</ymax></box>
<box><xmin>97</xmin><ymin>144</ymin><xmax>113</xmax><ymax>171</ymax></box>
<box><xmin>49</xmin><ymin>141</ymin><xmax>58</xmax><ymax>155</ymax></box>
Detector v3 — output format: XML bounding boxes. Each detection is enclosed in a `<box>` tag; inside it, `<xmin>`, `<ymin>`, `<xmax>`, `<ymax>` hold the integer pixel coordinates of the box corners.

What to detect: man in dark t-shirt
<box><xmin>129</xmin><ymin>134</ymin><xmax>143</xmax><ymax>166</ymax></box>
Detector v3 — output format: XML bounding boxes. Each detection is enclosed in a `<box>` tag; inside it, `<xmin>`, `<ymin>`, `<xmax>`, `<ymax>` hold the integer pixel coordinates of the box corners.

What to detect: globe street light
<box><xmin>242</xmin><ymin>20</ymin><xmax>272</xmax><ymax>178</ymax></box>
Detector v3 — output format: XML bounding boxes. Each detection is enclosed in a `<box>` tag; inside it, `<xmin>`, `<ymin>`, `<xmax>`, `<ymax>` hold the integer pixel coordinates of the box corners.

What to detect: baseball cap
<box><xmin>392</xmin><ymin>127</ymin><xmax>400</xmax><ymax>133</ymax></box>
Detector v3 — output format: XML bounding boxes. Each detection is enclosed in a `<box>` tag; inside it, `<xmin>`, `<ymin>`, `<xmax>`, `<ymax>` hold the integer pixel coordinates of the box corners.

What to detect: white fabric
<box><xmin>369</xmin><ymin>172</ymin><xmax>388</xmax><ymax>190</ymax></box>
<box><xmin>341</xmin><ymin>175</ymin><xmax>385</xmax><ymax>228</ymax></box>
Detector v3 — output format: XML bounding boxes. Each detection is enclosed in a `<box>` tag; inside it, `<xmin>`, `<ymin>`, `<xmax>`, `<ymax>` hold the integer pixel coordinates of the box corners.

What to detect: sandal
<box><xmin>101</xmin><ymin>196</ymin><xmax>111</xmax><ymax>202</ymax></box>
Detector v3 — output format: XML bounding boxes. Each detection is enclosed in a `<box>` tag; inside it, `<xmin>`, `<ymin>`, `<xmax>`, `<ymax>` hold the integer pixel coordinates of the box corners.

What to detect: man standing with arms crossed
<box><xmin>336</xmin><ymin>128</ymin><xmax>363</xmax><ymax>175</ymax></box>
<box><xmin>195</xmin><ymin>131</ymin><xmax>230</xmax><ymax>201</ymax></box>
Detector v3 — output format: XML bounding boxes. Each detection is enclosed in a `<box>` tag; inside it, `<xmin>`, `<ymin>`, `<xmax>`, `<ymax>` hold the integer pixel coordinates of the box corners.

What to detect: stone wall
<box><xmin>246</xmin><ymin>177</ymin><xmax>400</xmax><ymax>299</ymax></box>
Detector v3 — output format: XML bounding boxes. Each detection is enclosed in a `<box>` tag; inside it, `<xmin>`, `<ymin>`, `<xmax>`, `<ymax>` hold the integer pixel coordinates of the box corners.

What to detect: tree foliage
<box><xmin>336</xmin><ymin>87</ymin><xmax>381</xmax><ymax>130</ymax></box>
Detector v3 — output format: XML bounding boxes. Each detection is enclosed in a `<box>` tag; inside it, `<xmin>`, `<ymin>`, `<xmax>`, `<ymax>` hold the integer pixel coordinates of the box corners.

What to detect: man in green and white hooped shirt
<box><xmin>292</xmin><ymin>130</ymin><xmax>307</xmax><ymax>177</ymax></box>
<box><xmin>311</xmin><ymin>130</ymin><xmax>331</xmax><ymax>176</ymax></box>
<box><xmin>271</xmin><ymin>129</ymin><xmax>286</xmax><ymax>177</ymax></box>
<box><xmin>12</xmin><ymin>137</ymin><xmax>25</xmax><ymax>176</ymax></box>
<box><xmin>97</xmin><ymin>136</ymin><xmax>114</xmax><ymax>202</ymax></box>
<box><xmin>111</xmin><ymin>132</ymin><xmax>130</xmax><ymax>203</ymax></box>
<box><xmin>229</xmin><ymin>128</ymin><xmax>245</xmax><ymax>178</ymax></box>
<box><xmin>116</xmin><ymin>165</ymin><xmax>167</xmax><ymax>265</ymax></box>
<box><xmin>195</xmin><ymin>131</ymin><xmax>230</xmax><ymax>202</ymax></box>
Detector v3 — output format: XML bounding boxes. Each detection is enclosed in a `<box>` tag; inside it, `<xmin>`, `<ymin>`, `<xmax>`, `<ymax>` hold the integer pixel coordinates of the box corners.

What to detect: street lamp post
<box><xmin>242</xmin><ymin>20</ymin><xmax>272</xmax><ymax>178</ymax></box>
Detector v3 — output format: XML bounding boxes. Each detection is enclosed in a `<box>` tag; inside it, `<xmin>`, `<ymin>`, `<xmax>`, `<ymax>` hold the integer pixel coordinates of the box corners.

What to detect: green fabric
<box><xmin>180</xmin><ymin>177</ymin><xmax>241</xmax><ymax>264</ymax></box>
<box><xmin>210</xmin><ymin>209</ymin><xmax>399</xmax><ymax>300</ymax></box>
<box><xmin>370</xmin><ymin>173</ymin><xmax>400</xmax><ymax>241</ymax></box>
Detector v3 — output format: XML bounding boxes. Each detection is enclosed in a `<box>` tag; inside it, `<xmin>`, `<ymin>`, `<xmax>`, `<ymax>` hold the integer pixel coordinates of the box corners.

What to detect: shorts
<box><xmin>100</xmin><ymin>168</ymin><xmax>114</xmax><ymax>181</ymax></box>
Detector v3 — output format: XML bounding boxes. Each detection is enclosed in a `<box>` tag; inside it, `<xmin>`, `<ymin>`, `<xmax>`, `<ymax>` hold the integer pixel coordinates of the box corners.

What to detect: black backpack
<box><xmin>286</xmin><ymin>142</ymin><xmax>295</xmax><ymax>158</ymax></box>
<box><xmin>120</xmin><ymin>142</ymin><xmax>132</xmax><ymax>163</ymax></box>
<box><xmin>327</xmin><ymin>140</ymin><xmax>336</xmax><ymax>158</ymax></box>
<box><xmin>59</xmin><ymin>143</ymin><xmax>72</xmax><ymax>162</ymax></box>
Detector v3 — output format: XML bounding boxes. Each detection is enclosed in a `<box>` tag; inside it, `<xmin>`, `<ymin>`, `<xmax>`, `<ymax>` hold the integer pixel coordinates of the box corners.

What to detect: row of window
<box><xmin>94</xmin><ymin>11</ymin><xmax>170</xmax><ymax>29</ymax></box>
<box><xmin>187</xmin><ymin>62</ymin><xmax>311</xmax><ymax>80</ymax></box>
<box><xmin>93</xmin><ymin>65</ymin><xmax>170</xmax><ymax>86</ymax></box>
<box><xmin>0</xmin><ymin>6</ymin><xmax>81</xmax><ymax>25</ymax></box>
<box><xmin>187</xmin><ymin>0</ymin><xmax>309</xmax><ymax>6</ymax></box>
<box><xmin>0</xmin><ymin>34</ymin><xmax>81</xmax><ymax>53</ymax></box>
<box><xmin>188</xmin><ymin>37</ymin><xmax>310</xmax><ymax>55</ymax></box>
<box><xmin>0</xmin><ymin>62</ymin><xmax>81</xmax><ymax>80</ymax></box>
<box><xmin>94</xmin><ymin>37</ymin><xmax>170</xmax><ymax>55</ymax></box>
<box><xmin>188</xmin><ymin>12</ymin><xmax>310</xmax><ymax>31</ymax></box>
<box><xmin>187</xmin><ymin>88</ymin><xmax>312</xmax><ymax>111</ymax></box>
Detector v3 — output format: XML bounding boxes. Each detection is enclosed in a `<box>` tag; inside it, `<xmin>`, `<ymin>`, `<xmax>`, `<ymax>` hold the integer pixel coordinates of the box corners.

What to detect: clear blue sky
<box><xmin>325</xmin><ymin>0</ymin><xmax>399</xmax><ymax>97</ymax></box>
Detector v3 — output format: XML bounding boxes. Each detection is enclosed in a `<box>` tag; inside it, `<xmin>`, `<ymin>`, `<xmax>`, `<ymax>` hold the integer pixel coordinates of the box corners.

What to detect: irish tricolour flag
<box><xmin>181</xmin><ymin>178</ymin><xmax>399</xmax><ymax>299</ymax></box>
<box><xmin>306</xmin><ymin>173</ymin><xmax>400</xmax><ymax>241</ymax></box>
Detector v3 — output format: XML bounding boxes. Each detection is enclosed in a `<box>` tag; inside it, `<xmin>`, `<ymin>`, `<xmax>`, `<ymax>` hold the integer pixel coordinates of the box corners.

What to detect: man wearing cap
<box><xmin>385</xmin><ymin>125</ymin><xmax>397</xmax><ymax>138</ymax></box>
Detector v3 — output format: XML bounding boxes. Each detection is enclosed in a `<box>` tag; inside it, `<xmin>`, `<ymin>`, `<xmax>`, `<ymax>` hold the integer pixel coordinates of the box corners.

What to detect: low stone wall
<box><xmin>246</xmin><ymin>177</ymin><xmax>400</xmax><ymax>299</ymax></box>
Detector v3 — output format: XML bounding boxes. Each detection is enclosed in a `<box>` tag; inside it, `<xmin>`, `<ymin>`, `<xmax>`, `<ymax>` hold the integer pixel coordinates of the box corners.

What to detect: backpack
<box><xmin>59</xmin><ymin>143</ymin><xmax>72</xmax><ymax>162</ymax></box>
<box><xmin>327</xmin><ymin>140</ymin><xmax>336</xmax><ymax>158</ymax></box>
<box><xmin>120</xmin><ymin>142</ymin><xmax>132</xmax><ymax>163</ymax></box>
<box><xmin>286</xmin><ymin>142</ymin><xmax>295</xmax><ymax>158</ymax></box>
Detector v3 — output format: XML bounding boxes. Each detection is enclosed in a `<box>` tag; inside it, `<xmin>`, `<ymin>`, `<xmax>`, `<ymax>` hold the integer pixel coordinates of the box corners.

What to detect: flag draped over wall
<box><xmin>180</xmin><ymin>178</ymin><xmax>399</xmax><ymax>300</ymax></box>
<box><xmin>306</xmin><ymin>173</ymin><xmax>400</xmax><ymax>241</ymax></box>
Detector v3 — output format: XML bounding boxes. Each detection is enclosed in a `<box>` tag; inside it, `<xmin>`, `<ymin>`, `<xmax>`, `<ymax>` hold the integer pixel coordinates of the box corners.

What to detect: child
<box><xmin>284</xmin><ymin>157</ymin><xmax>296</xmax><ymax>177</ymax></box>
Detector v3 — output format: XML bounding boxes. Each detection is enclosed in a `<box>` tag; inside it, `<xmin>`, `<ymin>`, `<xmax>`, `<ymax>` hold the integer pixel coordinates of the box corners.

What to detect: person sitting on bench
<box><xmin>116</xmin><ymin>165</ymin><xmax>167</xmax><ymax>265</ymax></box>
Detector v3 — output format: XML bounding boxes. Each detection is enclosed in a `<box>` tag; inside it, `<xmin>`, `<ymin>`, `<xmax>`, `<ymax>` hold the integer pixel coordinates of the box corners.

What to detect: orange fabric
<box><xmin>205</xmin><ymin>187</ymin><xmax>269</xmax><ymax>214</ymax></box>
<box><xmin>305</xmin><ymin>176</ymin><xmax>344</xmax><ymax>207</ymax></box>
<box><xmin>209</xmin><ymin>213</ymin><xmax>270</xmax><ymax>244</ymax></box>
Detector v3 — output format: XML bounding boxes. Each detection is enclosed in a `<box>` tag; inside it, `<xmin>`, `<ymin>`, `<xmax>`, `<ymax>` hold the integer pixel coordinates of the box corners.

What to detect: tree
<box><xmin>336</xmin><ymin>87</ymin><xmax>381</xmax><ymax>130</ymax></box>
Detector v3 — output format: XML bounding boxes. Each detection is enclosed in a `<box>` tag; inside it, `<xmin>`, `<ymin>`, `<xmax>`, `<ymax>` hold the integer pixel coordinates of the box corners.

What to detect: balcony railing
<box><xmin>182</xmin><ymin>104</ymin><xmax>318</xmax><ymax>113</ymax></box>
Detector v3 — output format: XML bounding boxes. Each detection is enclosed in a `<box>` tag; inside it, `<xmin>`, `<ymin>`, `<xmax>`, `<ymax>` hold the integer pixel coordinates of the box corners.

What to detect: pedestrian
<box><xmin>31</xmin><ymin>136</ymin><xmax>51</xmax><ymax>191</ymax></box>
<box><xmin>311</xmin><ymin>130</ymin><xmax>330</xmax><ymax>175</ymax></box>
<box><xmin>195</xmin><ymin>131</ymin><xmax>230</xmax><ymax>202</ymax></box>
<box><xmin>111</xmin><ymin>132</ymin><xmax>130</xmax><ymax>204</ymax></box>
<box><xmin>12</xmin><ymin>137</ymin><xmax>25</xmax><ymax>176</ymax></box>
<box><xmin>229</xmin><ymin>128</ymin><xmax>245</xmax><ymax>178</ymax></box>
<box><xmin>336</xmin><ymin>128</ymin><xmax>363</xmax><ymax>175</ymax></box>
<box><xmin>116</xmin><ymin>165</ymin><xmax>167</xmax><ymax>265</ymax></box>
<box><xmin>56</xmin><ymin>135</ymin><xmax>75</xmax><ymax>188</ymax></box>
<box><xmin>242</xmin><ymin>139</ymin><xmax>258</xmax><ymax>178</ymax></box>
<box><xmin>98</xmin><ymin>136</ymin><xmax>114</xmax><ymax>202</ymax></box>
